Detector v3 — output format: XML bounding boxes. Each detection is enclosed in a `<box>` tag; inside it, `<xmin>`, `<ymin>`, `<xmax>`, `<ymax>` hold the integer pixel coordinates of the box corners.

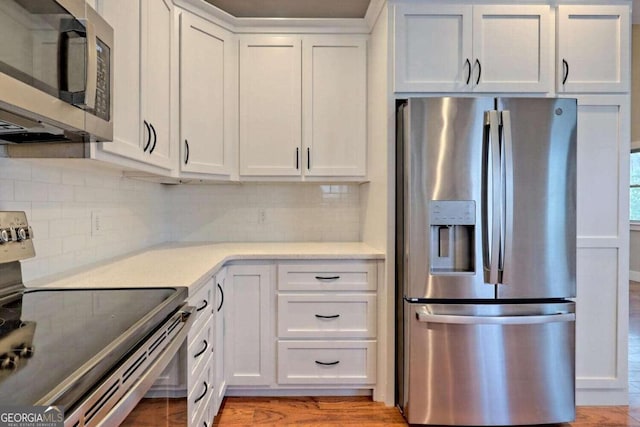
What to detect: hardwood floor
<box><xmin>125</xmin><ymin>282</ymin><xmax>640</xmax><ymax>426</ymax></box>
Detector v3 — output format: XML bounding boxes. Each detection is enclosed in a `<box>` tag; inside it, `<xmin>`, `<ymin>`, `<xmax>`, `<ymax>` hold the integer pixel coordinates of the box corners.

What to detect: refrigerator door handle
<box><xmin>500</xmin><ymin>110</ymin><xmax>514</xmax><ymax>284</ymax></box>
<box><xmin>416</xmin><ymin>310</ymin><xmax>575</xmax><ymax>325</ymax></box>
<box><xmin>482</xmin><ymin>110</ymin><xmax>502</xmax><ymax>284</ymax></box>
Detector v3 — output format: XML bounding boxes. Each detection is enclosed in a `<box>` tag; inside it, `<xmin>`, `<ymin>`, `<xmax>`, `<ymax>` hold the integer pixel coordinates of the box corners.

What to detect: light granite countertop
<box><xmin>24</xmin><ymin>242</ymin><xmax>384</xmax><ymax>293</ymax></box>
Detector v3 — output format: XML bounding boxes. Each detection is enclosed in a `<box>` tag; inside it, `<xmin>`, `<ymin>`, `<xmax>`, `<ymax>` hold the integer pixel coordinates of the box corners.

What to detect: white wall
<box><xmin>167</xmin><ymin>183</ymin><xmax>360</xmax><ymax>242</ymax></box>
<box><xmin>0</xmin><ymin>159</ymin><xmax>169</xmax><ymax>282</ymax></box>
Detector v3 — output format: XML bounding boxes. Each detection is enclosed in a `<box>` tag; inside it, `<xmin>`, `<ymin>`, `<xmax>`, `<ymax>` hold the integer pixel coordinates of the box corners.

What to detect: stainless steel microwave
<box><xmin>0</xmin><ymin>0</ymin><xmax>113</xmax><ymax>147</ymax></box>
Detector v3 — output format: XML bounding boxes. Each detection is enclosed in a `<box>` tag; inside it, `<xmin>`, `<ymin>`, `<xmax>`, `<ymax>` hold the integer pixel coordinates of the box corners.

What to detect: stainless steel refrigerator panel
<box><xmin>403</xmin><ymin>302</ymin><xmax>576</xmax><ymax>426</ymax></box>
<box><xmin>496</xmin><ymin>98</ymin><xmax>577</xmax><ymax>299</ymax></box>
<box><xmin>405</xmin><ymin>97</ymin><xmax>495</xmax><ymax>300</ymax></box>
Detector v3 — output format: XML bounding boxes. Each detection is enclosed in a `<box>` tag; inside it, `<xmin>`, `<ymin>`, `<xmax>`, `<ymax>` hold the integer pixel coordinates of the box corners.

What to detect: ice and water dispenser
<box><xmin>429</xmin><ymin>200</ymin><xmax>475</xmax><ymax>273</ymax></box>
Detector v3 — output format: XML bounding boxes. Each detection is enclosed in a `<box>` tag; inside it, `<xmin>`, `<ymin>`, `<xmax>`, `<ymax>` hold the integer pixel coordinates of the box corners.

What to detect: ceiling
<box><xmin>204</xmin><ymin>0</ymin><xmax>371</xmax><ymax>19</ymax></box>
<box><xmin>205</xmin><ymin>0</ymin><xmax>639</xmax><ymax>23</ymax></box>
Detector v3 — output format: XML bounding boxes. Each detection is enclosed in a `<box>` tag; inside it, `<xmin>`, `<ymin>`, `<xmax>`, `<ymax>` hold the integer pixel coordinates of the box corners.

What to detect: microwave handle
<box><xmin>83</xmin><ymin>19</ymin><xmax>97</xmax><ymax>110</ymax></box>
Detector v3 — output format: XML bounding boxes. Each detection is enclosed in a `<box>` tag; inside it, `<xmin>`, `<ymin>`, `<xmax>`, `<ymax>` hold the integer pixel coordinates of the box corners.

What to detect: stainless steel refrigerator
<box><xmin>396</xmin><ymin>97</ymin><xmax>577</xmax><ymax>426</ymax></box>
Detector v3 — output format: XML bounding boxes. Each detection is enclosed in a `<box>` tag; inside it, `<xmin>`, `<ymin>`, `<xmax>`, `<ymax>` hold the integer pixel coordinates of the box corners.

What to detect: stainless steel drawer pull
<box><xmin>194</xmin><ymin>381</ymin><xmax>208</xmax><ymax>403</ymax></box>
<box><xmin>315</xmin><ymin>275</ymin><xmax>340</xmax><ymax>281</ymax></box>
<box><xmin>315</xmin><ymin>314</ymin><xmax>340</xmax><ymax>319</ymax></box>
<box><xmin>315</xmin><ymin>360</ymin><xmax>340</xmax><ymax>366</ymax></box>
<box><xmin>194</xmin><ymin>340</ymin><xmax>208</xmax><ymax>358</ymax></box>
<box><xmin>196</xmin><ymin>300</ymin><xmax>208</xmax><ymax>312</ymax></box>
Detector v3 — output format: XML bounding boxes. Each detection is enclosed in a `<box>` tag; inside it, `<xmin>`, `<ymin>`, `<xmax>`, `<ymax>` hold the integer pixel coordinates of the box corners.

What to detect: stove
<box><xmin>0</xmin><ymin>212</ymin><xmax>194</xmax><ymax>426</ymax></box>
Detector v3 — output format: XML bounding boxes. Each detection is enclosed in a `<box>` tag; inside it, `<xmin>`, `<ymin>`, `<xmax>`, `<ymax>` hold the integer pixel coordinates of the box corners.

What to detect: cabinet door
<box><xmin>225</xmin><ymin>264</ymin><xmax>275</xmax><ymax>386</ymax></box>
<box><xmin>140</xmin><ymin>0</ymin><xmax>173</xmax><ymax>169</ymax></box>
<box><xmin>180</xmin><ymin>13</ymin><xmax>234</xmax><ymax>176</ymax></box>
<box><xmin>213</xmin><ymin>268</ymin><xmax>227</xmax><ymax>415</ymax></box>
<box><xmin>572</xmin><ymin>96</ymin><xmax>629</xmax><ymax>393</ymax></box>
<box><xmin>558</xmin><ymin>6</ymin><xmax>630</xmax><ymax>93</ymax></box>
<box><xmin>472</xmin><ymin>5</ymin><xmax>551</xmax><ymax>93</ymax></box>
<box><xmin>97</xmin><ymin>0</ymin><xmax>143</xmax><ymax>159</ymax></box>
<box><xmin>239</xmin><ymin>36</ymin><xmax>301</xmax><ymax>176</ymax></box>
<box><xmin>302</xmin><ymin>36</ymin><xmax>367</xmax><ymax>177</ymax></box>
<box><xmin>394</xmin><ymin>4</ymin><xmax>472</xmax><ymax>92</ymax></box>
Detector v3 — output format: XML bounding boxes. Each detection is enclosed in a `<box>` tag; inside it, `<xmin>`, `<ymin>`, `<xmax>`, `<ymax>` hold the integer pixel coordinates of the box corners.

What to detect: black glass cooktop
<box><xmin>0</xmin><ymin>287</ymin><xmax>186</xmax><ymax>408</ymax></box>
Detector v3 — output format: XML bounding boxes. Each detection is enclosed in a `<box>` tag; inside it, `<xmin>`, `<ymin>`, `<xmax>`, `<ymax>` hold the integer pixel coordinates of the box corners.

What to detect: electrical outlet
<box><xmin>91</xmin><ymin>210</ymin><xmax>104</xmax><ymax>236</ymax></box>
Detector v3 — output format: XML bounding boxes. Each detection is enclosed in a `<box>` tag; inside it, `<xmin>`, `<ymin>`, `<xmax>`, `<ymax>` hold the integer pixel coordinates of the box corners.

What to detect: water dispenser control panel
<box><xmin>429</xmin><ymin>201</ymin><xmax>475</xmax><ymax>225</ymax></box>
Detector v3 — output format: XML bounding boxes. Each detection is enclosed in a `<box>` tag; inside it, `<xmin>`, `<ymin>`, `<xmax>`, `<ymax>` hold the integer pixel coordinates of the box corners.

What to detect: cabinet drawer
<box><xmin>277</xmin><ymin>261</ymin><xmax>377</xmax><ymax>291</ymax></box>
<box><xmin>278</xmin><ymin>294</ymin><xmax>376</xmax><ymax>338</ymax></box>
<box><xmin>188</xmin><ymin>320</ymin><xmax>213</xmax><ymax>382</ymax></box>
<box><xmin>277</xmin><ymin>340</ymin><xmax>376</xmax><ymax>385</ymax></box>
<box><xmin>188</xmin><ymin>353</ymin><xmax>213</xmax><ymax>427</ymax></box>
<box><xmin>189</xmin><ymin>281</ymin><xmax>214</xmax><ymax>332</ymax></box>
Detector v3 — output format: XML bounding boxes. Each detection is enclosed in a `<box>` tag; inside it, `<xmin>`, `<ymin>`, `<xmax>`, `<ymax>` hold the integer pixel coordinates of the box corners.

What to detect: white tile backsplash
<box><xmin>0</xmin><ymin>159</ymin><xmax>169</xmax><ymax>282</ymax></box>
<box><xmin>167</xmin><ymin>183</ymin><xmax>361</xmax><ymax>243</ymax></box>
<box><xmin>1</xmin><ymin>158</ymin><xmax>362</xmax><ymax>281</ymax></box>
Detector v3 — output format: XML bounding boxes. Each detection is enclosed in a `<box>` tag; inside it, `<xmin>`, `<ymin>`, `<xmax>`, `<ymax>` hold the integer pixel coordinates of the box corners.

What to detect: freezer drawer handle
<box><xmin>315</xmin><ymin>275</ymin><xmax>340</xmax><ymax>281</ymax></box>
<box><xmin>315</xmin><ymin>314</ymin><xmax>340</xmax><ymax>319</ymax></box>
<box><xmin>315</xmin><ymin>360</ymin><xmax>340</xmax><ymax>366</ymax></box>
<box><xmin>416</xmin><ymin>310</ymin><xmax>575</xmax><ymax>325</ymax></box>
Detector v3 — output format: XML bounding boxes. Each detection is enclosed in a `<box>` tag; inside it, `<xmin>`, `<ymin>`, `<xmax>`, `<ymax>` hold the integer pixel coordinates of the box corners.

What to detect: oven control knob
<box><xmin>14</xmin><ymin>344</ymin><xmax>34</xmax><ymax>359</ymax></box>
<box><xmin>0</xmin><ymin>229</ymin><xmax>9</xmax><ymax>243</ymax></box>
<box><xmin>0</xmin><ymin>354</ymin><xmax>18</xmax><ymax>370</ymax></box>
<box><xmin>16</xmin><ymin>228</ymin><xmax>27</xmax><ymax>241</ymax></box>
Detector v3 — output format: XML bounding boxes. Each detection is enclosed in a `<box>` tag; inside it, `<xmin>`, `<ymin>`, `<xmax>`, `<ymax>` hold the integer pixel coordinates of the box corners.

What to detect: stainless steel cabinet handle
<box><xmin>315</xmin><ymin>314</ymin><xmax>340</xmax><ymax>319</ymax></box>
<box><xmin>196</xmin><ymin>299</ymin><xmax>208</xmax><ymax>312</ymax></box>
<box><xmin>562</xmin><ymin>59</ymin><xmax>569</xmax><ymax>85</ymax></box>
<box><xmin>194</xmin><ymin>340</ymin><xmax>208</xmax><ymax>358</ymax></box>
<box><xmin>416</xmin><ymin>310</ymin><xmax>575</xmax><ymax>325</ymax></box>
<box><xmin>184</xmin><ymin>140</ymin><xmax>190</xmax><ymax>165</ymax></box>
<box><xmin>315</xmin><ymin>275</ymin><xmax>340</xmax><ymax>281</ymax></box>
<box><xmin>143</xmin><ymin>120</ymin><xmax>151</xmax><ymax>152</ymax></box>
<box><xmin>315</xmin><ymin>360</ymin><xmax>340</xmax><ymax>366</ymax></box>
<box><xmin>149</xmin><ymin>123</ymin><xmax>157</xmax><ymax>153</ymax></box>
<box><xmin>194</xmin><ymin>381</ymin><xmax>208</xmax><ymax>403</ymax></box>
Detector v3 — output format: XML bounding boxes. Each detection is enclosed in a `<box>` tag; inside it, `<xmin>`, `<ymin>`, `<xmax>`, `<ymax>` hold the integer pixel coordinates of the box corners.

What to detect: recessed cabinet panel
<box><xmin>473</xmin><ymin>5</ymin><xmax>550</xmax><ymax>92</ymax></box>
<box><xmin>558</xmin><ymin>6</ymin><xmax>630</xmax><ymax>93</ymax></box>
<box><xmin>394</xmin><ymin>3</ymin><xmax>551</xmax><ymax>93</ymax></box>
<box><xmin>180</xmin><ymin>13</ymin><xmax>232</xmax><ymax>176</ymax></box>
<box><xmin>239</xmin><ymin>37</ymin><xmax>302</xmax><ymax>176</ymax></box>
<box><xmin>303</xmin><ymin>37</ymin><xmax>367</xmax><ymax>177</ymax></box>
<box><xmin>394</xmin><ymin>4</ymin><xmax>472</xmax><ymax>92</ymax></box>
<box><xmin>576</xmin><ymin>101</ymin><xmax>623</xmax><ymax>237</ymax></box>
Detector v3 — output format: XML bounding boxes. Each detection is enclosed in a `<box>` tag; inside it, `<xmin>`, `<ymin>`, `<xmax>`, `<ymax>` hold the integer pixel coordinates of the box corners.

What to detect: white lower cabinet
<box><xmin>225</xmin><ymin>264</ymin><xmax>275</xmax><ymax>386</ymax></box>
<box><xmin>186</xmin><ymin>279</ymin><xmax>215</xmax><ymax>427</ymax></box>
<box><xmin>277</xmin><ymin>341</ymin><xmax>376</xmax><ymax>385</ymax></box>
<box><xmin>212</xmin><ymin>267</ymin><xmax>227</xmax><ymax>414</ymax></box>
<box><xmin>276</xmin><ymin>260</ymin><xmax>378</xmax><ymax>387</ymax></box>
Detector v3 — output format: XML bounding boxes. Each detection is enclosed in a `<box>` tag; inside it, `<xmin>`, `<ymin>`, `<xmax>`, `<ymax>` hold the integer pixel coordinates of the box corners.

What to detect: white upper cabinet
<box><xmin>97</xmin><ymin>0</ymin><xmax>173</xmax><ymax>170</ymax></box>
<box><xmin>303</xmin><ymin>36</ymin><xmax>367</xmax><ymax>177</ymax></box>
<box><xmin>394</xmin><ymin>4</ymin><xmax>472</xmax><ymax>92</ymax></box>
<box><xmin>239</xmin><ymin>36</ymin><xmax>302</xmax><ymax>177</ymax></box>
<box><xmin>557</xmin><ymin>5</ymin><xmax>630</xmax><ymax>93</ymax></box>
<box><xmin>180</xmin><ymin>12</ymin><xmax>236</xmax><ymax>177</ymax></box>
<box><xmin>239</xmin><ymin>35</ymin><xmax>367</xmax><ymax>179</ymax></box>
<box><xmin>472</xmin><ymin>5</ymin><xmax>551</xmax><ymax>93</ymax></box>
<box><xmin>96</xmin><ymin>0</ymin><xmax>142</xmax><ymax>160</ymax></box>
<box><xmin>394</xmin><ymin>3</ymin><xmax>551</xmax><ymax>93</ymax></box>
<box><xmin>140</xmin><ymin>0</ymin><xmax>172</xmax><ymax>169</ymax></box>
